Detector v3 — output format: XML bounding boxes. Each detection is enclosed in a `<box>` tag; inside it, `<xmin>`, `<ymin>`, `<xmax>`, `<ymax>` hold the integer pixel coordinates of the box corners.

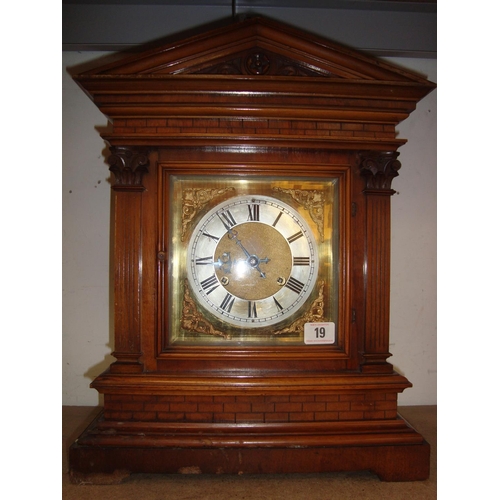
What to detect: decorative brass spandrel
<box><xmin>167</xmin><ymin>174</ymin><xmax>338</xmax><ymax>346</ymax></box>
<box><xmin>273</xmin><ymin>187</ymin><xmax>325</xmax><ymax>242</ymax></box>
<box><xmin>181</xmin><ymin>279</ymin><xmax>232</xmax><ymax>340</ymax></box>
<box><xmin>181</xmin><ymin>187</ymin><xmax>235</xmax><ymax>241</ymax></box>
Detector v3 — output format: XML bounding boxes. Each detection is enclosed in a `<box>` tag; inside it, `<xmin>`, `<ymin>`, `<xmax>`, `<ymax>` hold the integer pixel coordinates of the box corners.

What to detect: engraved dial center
<box><xmin>214</xmin><ymin>222</ymin><xmax>292</xmax><ymax>301</ymax></box>
<box><xmin>248</xmin><ymin>255</ymin><xmax>262</xmax><ymax>268</ymax></box>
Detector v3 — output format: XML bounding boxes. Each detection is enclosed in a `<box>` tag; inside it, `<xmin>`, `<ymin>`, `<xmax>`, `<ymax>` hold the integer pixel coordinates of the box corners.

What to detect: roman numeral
<box><xmin>273</xmin><ymin>296</ymin><xmax>283</xmax><ymax>312</ymax></box>
<box><xmin>200</xmin><ymin>274</ymin><xmax>219</xmax><ymax>294</ymax></box>
<box><xmin>195</xmin><ymin>256</ymin><xmax>214</xmax><ymax>265</ymax></box>
<box><xmin>202</xmin><ymin>231</ymin><xmax>219</xmax><ymax>242</ymax></box>
<box><xmin>248</xmin><ymin>301</ymin><xmax>258</xmax><ymax>318</ymax></box>
<box><xmin>293</xmin><ymin>257</ymin><xmax>310</xmax><ymax>266</ymax></box>
<box><xmin>285</xmin><ymin>276</ymin><xmax>305</xmax><ymax>294</ymax></box>
<box><xmin>287</xmin><ymin>231</ymin><xmax>304</xmax><ymax>244</ymax></box>
<box><xmin>272</xmin><ymin>211</ymin><xmax>283</xmax><ymax>227</ymax></box>
<box><xmin>219</xmin><ymin>210</ymin><xmax>237</xmax><ymax>230</ymax></box>
<box><xmin>247</xmin><ymin>204</ymin><xmax>260</xmax><ymax>221</ymax></box>
<box><xmin>220</xmin><ymin>293</ymin><xmax>235</xmax><ymax>313</ymax></box>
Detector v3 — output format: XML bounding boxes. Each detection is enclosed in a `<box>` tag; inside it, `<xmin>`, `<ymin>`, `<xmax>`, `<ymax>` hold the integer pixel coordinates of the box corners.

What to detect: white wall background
<box><xmin>63</xmin><ymin>51</ymin><xmax>114</xmax><ymax>406</ymax></box>
<box><xmin>388</xmin><ymin>58</ymin><xmax>437</xmax><ymax>405</ymax></box>
<box><xmin>62</xmin><ymin>49</ymin><xmax>436</xmax><ymax>407</ymax></box>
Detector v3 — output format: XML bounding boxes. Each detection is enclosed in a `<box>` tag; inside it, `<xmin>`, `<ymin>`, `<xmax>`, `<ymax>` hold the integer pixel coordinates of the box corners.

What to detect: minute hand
<box><xmin>227</xmin><ymin>228</ymin><xmax>269</xmax><ymax>278</ymax></box>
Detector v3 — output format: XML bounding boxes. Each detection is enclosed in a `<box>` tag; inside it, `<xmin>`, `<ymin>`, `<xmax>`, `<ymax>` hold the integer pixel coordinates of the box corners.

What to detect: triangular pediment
<box><xmin>80</xmin><ymin>16</ymin><xmax>430</xmax><ymax>85</ymax></box>
<box><xmin>74</xmin><ymin>16</ymin><xmax>435</xmax><ymax>152</ymax></box>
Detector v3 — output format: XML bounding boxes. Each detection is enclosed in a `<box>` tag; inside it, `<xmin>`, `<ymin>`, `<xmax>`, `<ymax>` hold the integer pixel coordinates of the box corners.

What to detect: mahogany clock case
<box><xmin>68</xmin><ymin>17</ymin><xmax>436</xmax><ymax>482</ymax></box>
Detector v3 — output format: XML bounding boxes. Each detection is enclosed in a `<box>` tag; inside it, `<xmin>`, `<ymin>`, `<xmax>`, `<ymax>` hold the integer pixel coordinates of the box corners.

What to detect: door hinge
<box><xmin>351</xmin><ymin>202</ymin><xmax>357</xmax><ymax>217</ymax></box>
<box><xmin>351</xmin><ymin>308</ymin><xmax>356</xmax><ymax>323</ymax></box>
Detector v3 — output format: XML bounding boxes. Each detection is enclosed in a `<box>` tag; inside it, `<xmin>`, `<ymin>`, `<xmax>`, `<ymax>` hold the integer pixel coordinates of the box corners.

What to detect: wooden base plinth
<box><xmin>69</xmin><ymin>410</ymin><xmax>430</xmax><ymax>483</ymax></box>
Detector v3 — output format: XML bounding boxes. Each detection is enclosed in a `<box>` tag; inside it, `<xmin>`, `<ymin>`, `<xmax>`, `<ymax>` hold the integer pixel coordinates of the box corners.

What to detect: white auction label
<box><xmin>304</xmin><ymin>322</ymin><xmax>336</xmax><ymax>344</ymax></box>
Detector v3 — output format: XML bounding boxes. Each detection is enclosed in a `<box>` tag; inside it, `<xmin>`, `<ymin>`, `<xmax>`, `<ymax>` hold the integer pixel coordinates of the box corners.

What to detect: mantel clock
<box><xmin>69</xmin><ymin>17</ymin><xmax>435</xmax><ymax>482</ymax></box>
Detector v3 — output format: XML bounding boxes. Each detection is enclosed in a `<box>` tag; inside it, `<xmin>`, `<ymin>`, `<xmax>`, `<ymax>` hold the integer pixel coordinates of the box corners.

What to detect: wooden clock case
<box><xmin>69</xmin><ymin>17</ymin><xmax>435</xmax><ymax>482</ymax></box>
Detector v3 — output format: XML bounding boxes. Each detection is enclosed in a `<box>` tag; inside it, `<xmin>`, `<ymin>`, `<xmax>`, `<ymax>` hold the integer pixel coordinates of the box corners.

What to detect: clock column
<box><xmin>358</xmin><ymin>151</ymin><xmax>401</xmax><ymax>374</ymax></box>
<box><xmin>106</xmin><ymin>146</ymin><xmax>149</xmax><ymax>374</ymax></box>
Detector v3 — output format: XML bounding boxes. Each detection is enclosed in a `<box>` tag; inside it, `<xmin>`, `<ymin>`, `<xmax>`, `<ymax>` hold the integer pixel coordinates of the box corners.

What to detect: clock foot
<box><xmin>69</xmin><ymin>410</ymin><xmax>430</xmax><ymax>482</ymax></box>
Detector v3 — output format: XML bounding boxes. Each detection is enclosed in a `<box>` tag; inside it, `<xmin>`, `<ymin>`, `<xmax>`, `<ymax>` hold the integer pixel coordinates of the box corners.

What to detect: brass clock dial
<box><xmin>166</xmin><ymin>173</ymin><xmax>338</xmax><ymax>345</ymax></box>
<box><xmin>187</xmin><ymin>195</ymin><xmax>319</xmax><ymax>328</ymax></box>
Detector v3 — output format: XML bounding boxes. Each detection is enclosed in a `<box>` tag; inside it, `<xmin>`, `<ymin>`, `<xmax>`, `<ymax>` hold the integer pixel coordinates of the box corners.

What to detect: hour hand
<box><xmin>248</xmin><ymin>255</ymin><xmax>270</xmax><ymax>278</ymax></box>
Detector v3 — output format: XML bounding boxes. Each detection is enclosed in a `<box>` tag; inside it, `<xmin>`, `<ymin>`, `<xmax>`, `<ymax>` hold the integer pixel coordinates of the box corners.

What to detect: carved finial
<box><xmin>108</xmin><ymin>146</ymin><xmax>150</xmax><ymax>190</ymax></box>
<box><xmin>357</xmin><ymin>151</ymin><xmax>401</xmax><ymax>192</ymax></box>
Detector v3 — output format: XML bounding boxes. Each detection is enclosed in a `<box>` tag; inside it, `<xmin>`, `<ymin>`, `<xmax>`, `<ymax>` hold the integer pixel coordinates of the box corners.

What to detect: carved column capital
<box><xmin>108</xmin><ymin>146</ymin><xmax>150</xmax><ymax>190</ymax></box>
<box><xmin>357</xmin><ymin>151</ymin><xmax>401</xmax><ymax>192</ymax></box>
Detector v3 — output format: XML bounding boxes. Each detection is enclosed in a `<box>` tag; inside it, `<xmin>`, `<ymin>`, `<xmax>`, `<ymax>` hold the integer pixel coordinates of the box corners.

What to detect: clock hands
<box><xmin>246</xmin><ymin>255</ymin><xmax>270</xmax><ymax>279</ymax></box>
<box><xmin>226</xmin><ymin>225</ymin><xmax>270</xmax><ymax>278</ymax></box>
